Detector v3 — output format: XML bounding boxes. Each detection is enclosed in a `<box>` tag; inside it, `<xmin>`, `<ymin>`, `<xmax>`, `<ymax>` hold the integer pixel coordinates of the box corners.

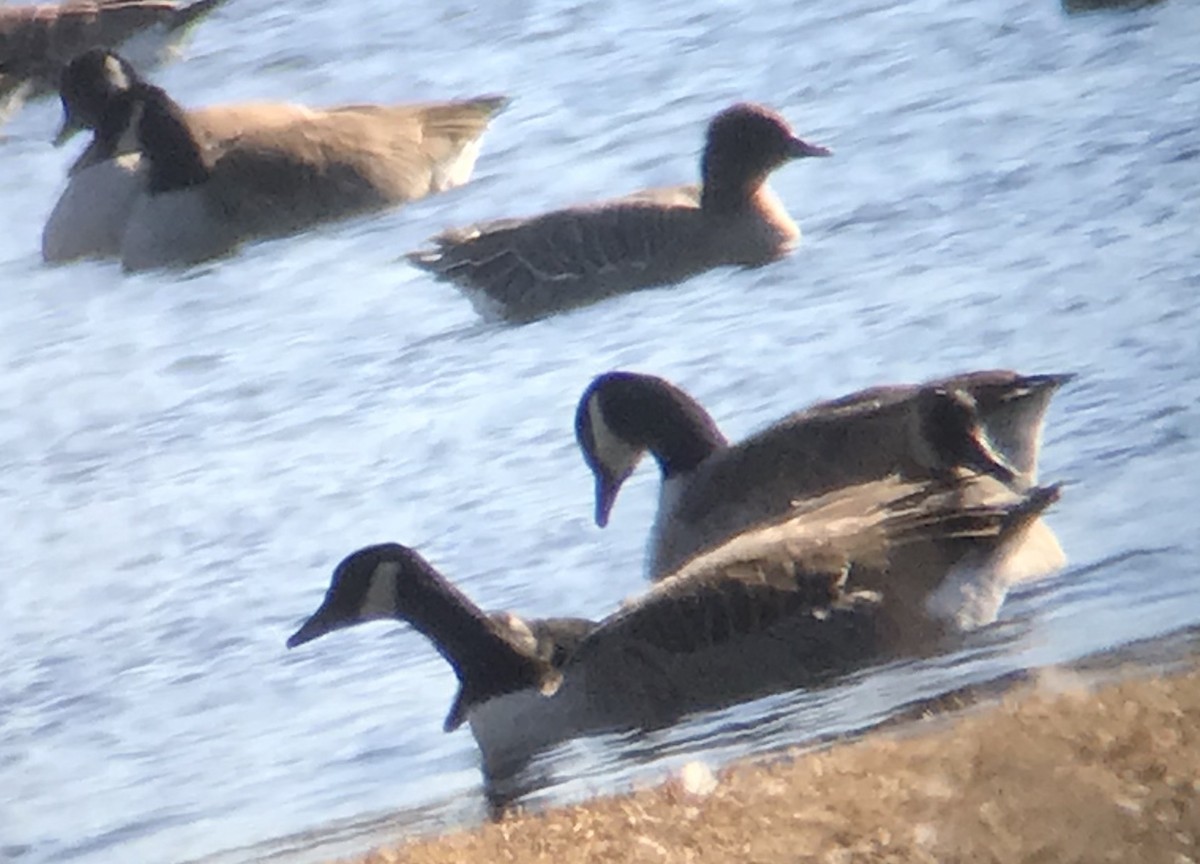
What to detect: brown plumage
<box><xmin>575</xmin><ymin>368</ymin><xmax>1072</xmax><ymax>581</ymax></box>
<box><xmin>286</xmin><ymin>473</ymin><xmax>1064</xmax><ymax>775</ymax></box>
<box><xmin>42</xmin><ymin>50</ymin><xmax>509</xmax><ymax>267</ymax></box>
<box><xmin>406</xmin><ymin>102</ymin><xmax>831</xmax><ymax>323</ymax></box>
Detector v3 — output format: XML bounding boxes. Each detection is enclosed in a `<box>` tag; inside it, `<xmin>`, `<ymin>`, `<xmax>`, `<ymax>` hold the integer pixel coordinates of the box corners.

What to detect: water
<box><xmin>1</xmin><ymin>0</ymin><xmax>1197</xmax><ymax>860</ymax></box>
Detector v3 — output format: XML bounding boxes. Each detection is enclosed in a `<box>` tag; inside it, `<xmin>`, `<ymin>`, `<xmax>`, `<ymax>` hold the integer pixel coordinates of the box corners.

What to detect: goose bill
<box><xmin>789</xmin><ymin>137</ymin><xmax>832</xmax><ymax>159</ymax></box>
<box><xmin>595</xmin><ymin>473</ymin><xmax>621</xmax><ymax>527</ymax></box>
<box><xmin>287</xmin><ymin>606</ymin><xmax>343</xmax><ymax>649</ymax></box>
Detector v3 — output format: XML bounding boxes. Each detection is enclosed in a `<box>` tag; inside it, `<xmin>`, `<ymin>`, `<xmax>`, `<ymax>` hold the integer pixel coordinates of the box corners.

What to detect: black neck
<box><xmin>127</xmin><ymin>82</ymin><xmax>210</xmax><ymax>193</ymax></box>
<box><xmin>608</xmin><ymin>376</ymin><xmax>729</xmax><ymax>477</ymax></box>
<box><xmin>91</xmin><ymin>91</ymin><xmax>137</xmax><ymax>164</ymax></box>
<box><xmin>917</xmin><ymin>389</ymin><xmax>1016</xmax><ymax>484</ymax></box>
<box><xmin>392</xmin><ymin>554</ymin><xmax>557</xmax><ymax>729</ymax></box>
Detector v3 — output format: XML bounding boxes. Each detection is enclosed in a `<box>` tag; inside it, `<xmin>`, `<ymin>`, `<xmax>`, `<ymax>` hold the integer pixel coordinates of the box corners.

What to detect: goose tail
<box><xmin>885</xmin><ymin>482</ymin><xmax>1063</xmax><ymax>546</ymax></box>
<box><xmin>168</xmin><ymin>0</ymin><xmax>229</xmax><ymax>33</ymax></box>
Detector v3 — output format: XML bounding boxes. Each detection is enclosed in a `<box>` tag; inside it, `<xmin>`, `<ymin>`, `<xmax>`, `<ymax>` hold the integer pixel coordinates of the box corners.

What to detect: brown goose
<box><xmin>576</xmin><ymin>368</ymin><xmax>1072</xmax><ymax>579</ymax></box>
<box><xmin>41</xmin><ymin>49</ymin><xmax>509</xmax><ymax>267</ymax></box>
<box><xmin>406</xmin><ymin>102</ymin><xmax>831</xmax><ymax>323</ymax></box>
<box><xmin>286</xmin><ymin>474</ymin><xmax>1063</xmax><ymax>776</ymax></box>
<box><xmin>0</xmin><ymin>0</ymin><xmax>224</xmax><ymax>125</ymax></box>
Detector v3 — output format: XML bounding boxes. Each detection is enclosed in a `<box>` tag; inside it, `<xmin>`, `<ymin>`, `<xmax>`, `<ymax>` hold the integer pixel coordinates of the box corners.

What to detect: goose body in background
<box><xmin>286</xmin><ymin>474</ymin><xmax>1064</xmax><ymax>777</ymax></box>
<box><xmin>41</xmin><ymin>49</ymin><xmax>508</xmax><ymax>268</ymax></box>
<box><xmin>406</xmin><ymin>102</ymin><xmax>831</xmax><ymax>323</ymax></box>
<box><xmin>43</xmin><ymin>51</ymin><xmax>326</xmax><ymax>262</ymax></box>
<box><xmin>576</xmin><ymin>368</ymin><xmax>1072</xmax><ymax>579</ymax></box>
<box><xmin>0</xmin><ymin>0</ymin><xmax>225</xmax><ymax>126</ymax></box>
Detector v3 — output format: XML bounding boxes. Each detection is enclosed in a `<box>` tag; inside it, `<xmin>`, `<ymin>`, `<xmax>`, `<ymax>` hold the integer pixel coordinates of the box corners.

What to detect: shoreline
<box><xmin>324</xmin><ymin>657</ymin><xmax>1200</xmax><ymax>863</ymax></box>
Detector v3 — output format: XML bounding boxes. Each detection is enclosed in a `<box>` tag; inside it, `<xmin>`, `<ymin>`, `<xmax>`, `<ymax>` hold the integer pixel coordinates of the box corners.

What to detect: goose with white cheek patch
<box><xmin>576</xmin><ymin>368</ymin><xmax>1072</xmax><ymax>580</ymax></box>
<box><xmin>42</xmin><ymin>48</ymin><xmax>508</xmax><ymax>268</ymax></box>
<box><xmin>44</xmin><ymin>49</ymin><xmax>332</xmax><ymax>262</ymax></box>
<box><xmin>286</xmin><ymin>474</ymin><xmax>1063</xmax><ymax>778</ymax></box>
<box><xmin>406</xmin><ymin>102</ymin><xmax>831</xmax><ymax>323</ymax></box>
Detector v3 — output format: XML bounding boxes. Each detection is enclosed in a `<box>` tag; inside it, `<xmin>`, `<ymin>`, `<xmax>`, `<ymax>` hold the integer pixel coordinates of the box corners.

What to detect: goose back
<box><xmin>120</xmin><ymin>92</ymin><xmax>509</xmax><ymax>270</ymax></box>
<box><xmin>407</xmin><ymin>186</ymin><xmax>713</xmax><ymax>322</ymax></box>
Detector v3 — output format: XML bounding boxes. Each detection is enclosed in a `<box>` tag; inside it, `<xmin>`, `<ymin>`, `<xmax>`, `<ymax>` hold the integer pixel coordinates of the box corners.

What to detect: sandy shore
<box><xmin>330</xmin><ymin>661</ymin><xmax>1200</xmax><ymax>864</ymax></box>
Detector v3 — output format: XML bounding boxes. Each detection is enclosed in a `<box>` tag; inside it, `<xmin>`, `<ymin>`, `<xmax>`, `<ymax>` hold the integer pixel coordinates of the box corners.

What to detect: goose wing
<box><xmin>598</xmin><ymin>475</ymin><xmax>1063</xmax><ymax>657</ymax></box>
<box><xmin>589</xmin><ymin>478</ymin><xmax>912</xmax><ymax>660</ymax></box>
<box><xmin>652</xmin><ymin>399</ymin><xmax>929</xmax><ymax>577</ymax></box>
<box><xmin>406</xmin><ymin>185</ymin><xmax>705</xmax><ymax>322</ymax></box>
<box><xmin>200</xmin><ymin>96</ymin><xmax>508</xmax><ymax>225</ymax></box>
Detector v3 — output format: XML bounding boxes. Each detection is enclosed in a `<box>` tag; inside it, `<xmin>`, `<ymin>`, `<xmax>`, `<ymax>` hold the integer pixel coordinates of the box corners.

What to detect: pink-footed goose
<box><xmin>406</xmin><ymin>102</ymin><xmax>831</xmax><ymax>323</ymax></box>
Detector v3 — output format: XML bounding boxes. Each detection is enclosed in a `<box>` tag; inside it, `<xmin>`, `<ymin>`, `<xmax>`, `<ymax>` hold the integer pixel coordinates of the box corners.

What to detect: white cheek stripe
<box><xmin>360</xmin><ymin>560</ymin><xmax>401</xmax><ymax>620</ymax></box>
<box><xmin>587</xmin><ymin>394</ymin><xmax>643</xmax><ymax>479</ymax></box>
<box><xmin>104</xmin><ymin>55</ymin><xmax>130</xmax><ymax>91</ymax></box>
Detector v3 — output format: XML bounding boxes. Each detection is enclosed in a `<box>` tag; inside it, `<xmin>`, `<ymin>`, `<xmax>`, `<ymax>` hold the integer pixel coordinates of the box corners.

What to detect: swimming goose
<box><xmin>576</xmin><ymin>369</ymin><xmax>1072</xmax><ymax>579</ymax></box>
<box><xmin>0</xmin><ymin>0</ymin><xmax>224</xmax><ymax>126</ymax></box>
<box><xmin>405</xmin><ymin>102</ymin><xmax>831</xmax><ymax>323</ymax></box>
<box><xmin>42</xmin><ymin>49</ymin><xmax>509</xmax><ymax>268</ymax></box>
<box><xmin>286</xmin><ymin>474</ymin><xmax>1063</xmax><ymax>775</ymax></box>
<box><xmin>43</xmin><ymin>49</ymin><xmax>324</xmax><ymax>262</ymax></box>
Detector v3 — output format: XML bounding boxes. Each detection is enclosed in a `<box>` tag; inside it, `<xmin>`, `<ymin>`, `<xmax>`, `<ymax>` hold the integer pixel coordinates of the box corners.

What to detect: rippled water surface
<box><xmin>1</xmin><ymin>0</ymin><xmax>1197</xmax><ymax>861</ymax></box>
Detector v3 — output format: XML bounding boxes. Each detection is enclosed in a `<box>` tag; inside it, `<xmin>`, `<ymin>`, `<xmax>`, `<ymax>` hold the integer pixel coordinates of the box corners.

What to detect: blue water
<box><xmin>1</xmin><ymin>0</ymin><xmax>1197</xmax><ymax>861</ymax></box>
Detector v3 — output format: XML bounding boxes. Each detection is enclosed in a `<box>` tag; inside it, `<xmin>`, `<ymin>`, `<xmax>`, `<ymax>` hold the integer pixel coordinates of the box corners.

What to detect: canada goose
<box><xmin>42</xmin><ymin>49</ymin><xmax>509</xmax><ymax>268</ymax></box>
<box><xmin>0</xmin><ymin>0</ymin><xmax>224</xmax><ymax>126</ymax></box>
<box><xmin>405</xmin><ymin>102</ymin><xmax>831</xmax><ymax>323</ymax></box>
<box><xmin>576</xmin><ymin>369</ymin><xmax>1072</xmax><ymax>579</ymax></box>
<box><xmin>286</xmin><ymin>475</ymin><xmax>1063</xmax><ymax>775</ymax></box>
<box><xmin>43</xmin><ymin>49</ymin><xmax>325</xmax><ymax>262</ymax></box>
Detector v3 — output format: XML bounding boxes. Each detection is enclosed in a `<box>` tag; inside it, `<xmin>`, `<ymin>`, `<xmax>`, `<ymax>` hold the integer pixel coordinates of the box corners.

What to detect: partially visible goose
<box><xmin>43</xmin><ymin>49</ymin><xmax>324</xmax><ymax>262</ymax></box>
<box><xmin>576</xmin><ymin>369</ymin><xmax>1072</xmax><ymax>579</ymax></box>
<box><xmin>406</xmin><ymin>102</ymin><xmax>831</xmax><ymax>323</ymax></box>
<box><xmin>286</xmin><ymin>474</ymin><xmax>1063</xmax><ymax>775</ymax></box>
<box><xmin>0</xmin><ymin>0</ymin><xmax>225</xmax><ymax>126</ymax></box>
<box><xmin>42</xmin><ymin>49</ymin><xmax>509</xmax><ymax>268</ymax></box>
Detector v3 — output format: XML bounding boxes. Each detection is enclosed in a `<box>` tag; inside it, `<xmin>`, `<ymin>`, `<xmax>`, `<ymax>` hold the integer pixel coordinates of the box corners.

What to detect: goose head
<box><xmin>287</xmin><ymin>543</ymin><xmax>563</xmax><ymax>732</ymax></box>
<box><xmin>912</xmin><ymin>387</ymin><xmax>1019</xmax><ymax>484</ymax></box>
<box><xmin>575</xmin><ymin>371</ymin><xmax>728</xmax><ymax>527</ymax></box>
<box><xmin>700</xmin><ymin>102</ymin><xmax>831</xmax><ymax>211</ymax></box>
<box><xmin>55</xmin><ymin>48</ymin><xmax>140</xmax><ymax>147</ymax></box>
<box><xmin>55</xmin><ymin>48</ymin><xmax>208</xmax><ymax>191</ymax></box>
<box><xmin>286</xmin><ymin>544</ymin><xmax>422</xmax><ymax>648</ymax></box>
<box><xmin>962</xmin><ymin>371</ymin><xmax>1075</xmax><ymax>487</ymax></box>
